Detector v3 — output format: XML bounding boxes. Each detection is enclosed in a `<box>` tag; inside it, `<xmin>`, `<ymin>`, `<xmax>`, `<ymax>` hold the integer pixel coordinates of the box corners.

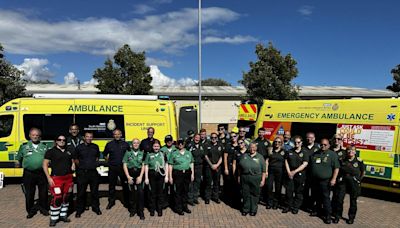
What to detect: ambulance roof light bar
<box><xmin>32</xmin><ymin>94</ymin><xmax>159</xmax><ymax>101</ymax></box>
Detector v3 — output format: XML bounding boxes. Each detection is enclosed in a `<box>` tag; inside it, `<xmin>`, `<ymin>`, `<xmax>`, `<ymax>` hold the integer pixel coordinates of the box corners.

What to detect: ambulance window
<box><xmin>75</xmin><ymin>114</ymin><xmax>125</xmax><ymax>139</ymax></box>
<box><xmin>290</xmin><ymin>122</ymin><xmax>337</xmax><ymax>143</ymax></box>
<box><xmin>23</xmin><ymin>114</ymin><xmax>74</xmax><ymax>140</ymax></box>
<box><xmin>0</xmin><ymin>115</ymin><xmax>14</xmax><ymax>138</ymax></box>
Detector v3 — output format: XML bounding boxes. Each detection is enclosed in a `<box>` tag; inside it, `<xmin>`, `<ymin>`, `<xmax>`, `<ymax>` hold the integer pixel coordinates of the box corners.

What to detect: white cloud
<box><xmin>133</xmin><ymin>4</ymin><xmax>155</xmax><ymax>15</ymax></box>
<box><xmin>146</xmin><ymin>57</ymin><xmax>173</xmax><ymax>68</ymax></box>
<box><xmin>204</xmin><ymin>35</ymin><xmax>258</xmax><ymax>44</ymax></box>
<box><xmin>14</xmin><ymin>58</ymin><xmax>55</xmax><ymax>81</ymax></box>
<box><xmin>298</xmin><ymin>5</ymin><xmax>314</xmax><ymax>16</ymax></box>
<box><xmin>0</xmin><ymin>7</ymin><xmax>245</xmax><ymax>55</ymax></box>
<box><xmin>64</xmin><ymin>72</ymin><xmax>78</xmax><ymax>85</ymax></box>
<box><xmin>150</xmin><ymin>65</ymin><xmax>196</xmax><ymax>87</ymax></box>
<box><xmin>83</xmin><ymin>78</ymin><xmax>98</xmax><ymax>85</ymax></box>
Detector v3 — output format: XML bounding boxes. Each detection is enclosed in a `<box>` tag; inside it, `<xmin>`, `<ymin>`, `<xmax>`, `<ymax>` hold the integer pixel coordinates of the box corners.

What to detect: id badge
<box><xmin>316</xmin><ymin>158</ymin><xmax>321</xmax><ymax>164</ymax></box>
<box><xmin>27</xmin><ymin>152</ymin><xmax>33</xmax><ymax>155</ymax></box>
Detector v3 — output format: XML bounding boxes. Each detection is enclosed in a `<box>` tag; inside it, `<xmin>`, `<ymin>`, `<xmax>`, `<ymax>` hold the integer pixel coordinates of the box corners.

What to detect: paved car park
<box><xmin>0</xmin><ymin>183</ymin><xmax>399</xmax><ymax>227</ymax></box>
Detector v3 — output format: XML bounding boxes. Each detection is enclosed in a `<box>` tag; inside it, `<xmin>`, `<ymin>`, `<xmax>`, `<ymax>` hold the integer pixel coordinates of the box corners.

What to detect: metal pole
<box><xmin>198</xmin><ymin>0</ymin><xmax>202</xmax><ymax>130</ymax></box>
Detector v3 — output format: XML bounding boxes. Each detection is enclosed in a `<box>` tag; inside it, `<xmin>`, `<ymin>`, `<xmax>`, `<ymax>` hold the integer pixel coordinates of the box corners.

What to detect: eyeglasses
<box><xmin>238</xmin><ymin>142</ymin><xmax>244</xmax><ymax>144</ymax></box>
<box><xmin>57</xmin><ymin>138</ymin><xmax>66</xmax><ymax>142</ymax></box>
<box><xmin>321</xmin><ymin>144</ymin><xmax>329</xmax><ymax>146</ymax></box>
<box><xmin>274</xmin><ymin>141</ymin><xmax>282</xmax><ymax>144</ymax></box>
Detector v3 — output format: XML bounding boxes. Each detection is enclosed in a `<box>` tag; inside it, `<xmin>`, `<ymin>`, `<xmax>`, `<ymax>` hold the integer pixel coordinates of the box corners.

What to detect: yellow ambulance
<box><xmin>0</xmin><ymin>94</ymin><xmax>178</xmax><ymax>177</ymax></box>
<box><xmin>254</xmin><ymin>98</ymin><xmax>400</xmax><ymax>193</ymax></box>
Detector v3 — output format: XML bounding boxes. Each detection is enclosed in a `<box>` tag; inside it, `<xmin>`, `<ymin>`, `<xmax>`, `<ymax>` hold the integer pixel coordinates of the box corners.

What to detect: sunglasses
<box><xmin>274</xmin><ymin>141</ymin><xmax>282</xmax><ymax>143</ymax></box>
<box><xmin>295</xmin><ymin>141</ymin><xmax>302</xmax><ymax>144</ymax></box>
<box><xmin>239</xmin><ymin>131</ymin><xmax>246</xmax><ymax>133</ymax></box>
<box><xmin>211</xmin><ymin>137</ymin><xmax>218</xmax><ymax>139</ymax></box>
<box><xmin>219</xmin><ymin>128</ymin><xmax>225</xmax><ymax>131</ymax></box>
<box><xmin>231</xmin><ymin>135</ymin><xmax>237</xmax><ymax>138</ymax></box>
<box><xmin>57</xmin><ymin>138</ymin><xmax>66</xmax><ymax>142</ymax></box>
<box><xmin>335</xmin><ymin>138</ymin><xmax>342</xmax><ymax>140</ymax></box>
<box><xmin>238</xmin><ymin>142</ymin><xmax>244</xmax><ymax>144</ymax></box>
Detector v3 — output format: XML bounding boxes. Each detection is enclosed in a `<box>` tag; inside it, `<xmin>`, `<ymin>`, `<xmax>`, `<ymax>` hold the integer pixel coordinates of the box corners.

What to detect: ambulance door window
<box><xmin>23</xmin><ymin>114</ymin><xmax>74</xmax><ymax>140</ymax></box>
<box><xmin>75</xmin><ymin>114</ymin><xmax>125</xmax><ymax>139</ymax></box>
<box><xmin>0</xmin><ymin>115</ymin><xmax>14</xmax><ymax>138</ymax></box>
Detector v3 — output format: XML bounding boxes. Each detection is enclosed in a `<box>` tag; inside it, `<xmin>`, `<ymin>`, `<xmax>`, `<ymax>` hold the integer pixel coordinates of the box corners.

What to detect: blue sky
<box><xmin>0</xmin><ymin>0</ymin><xmax>399</xmax><ymax>89</ymax></box>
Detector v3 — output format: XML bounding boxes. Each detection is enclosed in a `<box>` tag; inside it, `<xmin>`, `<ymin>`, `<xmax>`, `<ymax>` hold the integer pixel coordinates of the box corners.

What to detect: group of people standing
<box><xmin>15</xmin><ymin>123</ymin><xmax>365</xmax><ymax>226</ymax></box>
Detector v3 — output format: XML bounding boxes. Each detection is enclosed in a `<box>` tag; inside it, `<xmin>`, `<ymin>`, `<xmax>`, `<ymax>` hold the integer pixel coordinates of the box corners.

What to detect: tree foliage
<box><xmin>386</xmin><ymin>64</ymin><xmax>400</xmax><ymax>93</ymax></box>
<box><xmin>199</xmin><ymin>78</ymin><xmax>231</xmax><ymax>86</ymax></box>
<box><xmin>240</xmin><ymin>42</ymin><xmax>299</xmax><ymax>105</ymax></box>
<box><xmin>93</xmin><ymin>44</ymin><xmax>152</xmax><ymax>95</ymax></box>
<box><xmin>0</xmin><ymin>44</ymin><xmax>26</xmax><ymax>105</ymax></box>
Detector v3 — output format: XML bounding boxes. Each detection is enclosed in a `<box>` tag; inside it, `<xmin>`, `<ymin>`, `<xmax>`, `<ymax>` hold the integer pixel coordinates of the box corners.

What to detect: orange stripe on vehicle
<box><xmin>250</xmin><ymin>104</ymin><xmax>257</xmax><ymax>113</ymax></box>
<box><xmin>241</xmin><ymin>104</ymin><xmax>249</xmax><ymax>113</ymax></box>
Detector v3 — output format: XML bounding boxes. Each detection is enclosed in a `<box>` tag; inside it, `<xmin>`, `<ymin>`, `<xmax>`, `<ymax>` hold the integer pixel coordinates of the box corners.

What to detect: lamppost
<box><xmin>198</xmin><ymin>0</ymin><xmax>202</xmax><ymax>130</ymax></box>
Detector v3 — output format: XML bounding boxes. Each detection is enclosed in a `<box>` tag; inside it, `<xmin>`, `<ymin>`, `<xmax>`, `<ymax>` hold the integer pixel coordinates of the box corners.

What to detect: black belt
<box><xmin>173</xmin><ymin>169</ymin><xmax>191</xmax><ymax>173</ymax></box>
<box><xmin>24</xmin><ymin>168</ymin><xmax>44</xmax><ymax>174</ymax></box>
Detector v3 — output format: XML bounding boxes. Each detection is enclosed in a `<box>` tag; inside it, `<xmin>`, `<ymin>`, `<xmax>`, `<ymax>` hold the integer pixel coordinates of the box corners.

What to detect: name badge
<box><xmin>27</xmin><ymin>152</ymin><xmax>33</xmax><ymax>155</ymax></box>
<box><xmin>316</xmin><ymin>158</ymin><xmax>321</xmax><ymax>164</ymax></box>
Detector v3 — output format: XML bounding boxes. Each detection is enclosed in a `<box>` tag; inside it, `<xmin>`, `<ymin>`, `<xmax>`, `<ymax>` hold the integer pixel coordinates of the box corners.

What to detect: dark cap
<box><xmin>177</xmin><ymin>138</ymin><xmax>184</xmax><ymax>144</ymax></box>
<box><xmin>187</xmin><ymin>130</ymin><xmax>195</xmax><ymax>137</ymax></box>
<box><xmin>164</xmin><ymin>135</ymin><xmax>173</xmax><ymax>142</ymax></box>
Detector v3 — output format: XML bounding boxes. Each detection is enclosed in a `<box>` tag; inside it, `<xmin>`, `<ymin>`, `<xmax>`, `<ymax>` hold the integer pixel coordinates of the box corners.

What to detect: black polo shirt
<box><xmin>224</xmin><ymin>143</ymin><xmax>239</xmax><ymax>166</ymax></box>
<box><xmin>267</xmin><ymin>148</ymin><xmax>285</xmax><ymax>170</ymax></box>
<box><xmin>104</xmin><ymin>139</ymin><xmax>130</xmax><ymax>166</ymax></box>
<box><xmin>74</xmin><ymin>143</ymin><xmax>100</xmax><ymax>170</ymax></box>
<box><xmin>253</xmin><ymin>137</ymin><xmax>271</xmax><ymax>159</ymax></box>
<box><xmin>285</xmin><ymin>148</ymin><xmax>308</xmax><ymax>171</ymax></box>
<box><xmin>140</xmin><ymin>137</ymin><xmax>158</xmax><ymax>154</ymax></box>
<box><xmin>206</xmin><ymin>142</ymin><xmax>224</xmax><ymax>165</ymax></box>
<box><xmin>45</xmin><ymin>147</ymin><xmax>74</xmax><ymax>176</ymax></box>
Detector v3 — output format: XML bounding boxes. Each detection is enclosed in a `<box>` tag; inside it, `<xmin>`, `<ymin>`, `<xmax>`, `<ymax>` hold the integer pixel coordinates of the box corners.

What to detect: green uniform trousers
<box><xmin>241</xmin><ymin>174</ymin><xmax>262</xmax><ymax>213</ymax></box>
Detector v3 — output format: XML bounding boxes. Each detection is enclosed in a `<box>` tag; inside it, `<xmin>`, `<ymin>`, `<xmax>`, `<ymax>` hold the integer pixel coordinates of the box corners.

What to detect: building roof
<box><xmin>25</xmin><ymin>84</ymin><xmax>396</xmax><ymax>99</ymax></box>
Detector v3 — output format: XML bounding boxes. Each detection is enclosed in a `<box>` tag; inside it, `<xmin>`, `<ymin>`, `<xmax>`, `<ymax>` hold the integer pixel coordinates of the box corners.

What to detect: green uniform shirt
<box><xmin>123</xmin><ymin>149</ymin><xmax>144</xmax><ymax>169</ymax></box>
<box><xmin>160</xmin><ymin>145</ymin><xmax>177</xmax><ymax>161</ymax></box>
<box><xmin>168</xmin><ymin>149</ymin><xmax>194</xmax><ymax>170</ymax></box>
<box><xmin>311</xmin><ymin>149</ymin><xmax>340</xmax><ymax>180</ymax></box>
<box><xmin>239</xmin><ymin>153</ymin><xmax>266</xmax><ymax>175</ymax></box>
<box><xmin>144</xmin><ymin>151</ymin><xmax>166</xmax><ymax>170</ymax></box>
<box><xmin>16</xmin><ymin>141</ymin><xmax>49</xmax><ymax>171</ymax></box>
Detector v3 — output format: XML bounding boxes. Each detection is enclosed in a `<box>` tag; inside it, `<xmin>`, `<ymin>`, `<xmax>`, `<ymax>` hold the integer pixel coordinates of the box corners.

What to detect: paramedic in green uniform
<box><xmin>332</xmin><ymin>145</ymin><xmax>365</xmax><ymax>224</ymax></box>
<box><xmin>187</xmin><ymin>133</ymin><xmax>205</xmax><ymax>205</ymax></box>
<box><xmin>168</xmin><ymin>138</ymin><xmax>194</xmax><ymax>215</ymax></box>
<box><xmin>123</xmin><ymin>138</ymin><xmax>145</xmax><ymax>220</ymax></box>
<box><xmin>310</xmin><ymin>138</ymin><xmax>340</xmax><ymax>224</ymax></box>
<box><xmin>15</xmin><ymin>128</ymin><xmax>49</xmax><ymax>218</ymax></box>
<box><xmin>160</xmin><ymin>135</ymin><xmax>176</xmax><ymax>209</ymax></box>
<box><xmin>144</xmin><ymin>139</ymin><xmax>168</xmax><ymax>217</ymax></box>
<box><xmin>238</xmin><ymin>143</ymin><xmax>266</xmax><ymax>216</ymax></box>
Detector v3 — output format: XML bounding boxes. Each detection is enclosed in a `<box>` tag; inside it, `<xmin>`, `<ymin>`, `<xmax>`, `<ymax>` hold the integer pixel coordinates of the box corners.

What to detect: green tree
<box><xmin>93</xmin><ymin>44</ymin><xmax>152</xmax><ymax>94</ymax></box>
<box><xmin>240</xmin><ymin>42</ymin><xmax>299</xmax><ymax>106</ymax></box>
<box><xmin>386</xmin><ymin>64</ymin><xmax>400</xmax><ymax>94</ymax></box>
<box><xmin>0</xmin><ymin>44</ymin><xmax>26</xmax><ymax>105</ymax></box>
<box><xmin>199</xmin><ymin>78</ymin><xmax>231</xmax><ymax>86</ymax></box>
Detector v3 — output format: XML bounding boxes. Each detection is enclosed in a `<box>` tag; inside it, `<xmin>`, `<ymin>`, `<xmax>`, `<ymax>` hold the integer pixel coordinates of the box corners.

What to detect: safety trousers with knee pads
<box><xmin>49</xmin><ymin>174</ymin><xmax>73</xmax><ymax>223</ymax></box>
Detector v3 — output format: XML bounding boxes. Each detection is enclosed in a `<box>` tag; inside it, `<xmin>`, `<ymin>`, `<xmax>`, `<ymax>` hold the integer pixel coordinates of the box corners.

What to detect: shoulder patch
<box><xmin>356</xmin><ymin>157</ymin><xmax>363</xmax><ymax>162</ymax></box>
